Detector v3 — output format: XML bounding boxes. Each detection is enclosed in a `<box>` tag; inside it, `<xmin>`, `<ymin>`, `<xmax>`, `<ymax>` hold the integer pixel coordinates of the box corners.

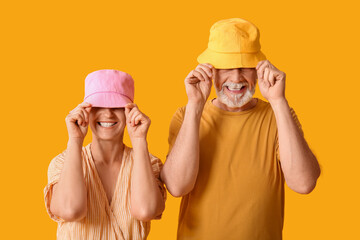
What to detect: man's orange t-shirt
<box><xmin>168</xmin><ymin>99</ymin><xmax>302</xmax><ymax>240</ymax></box>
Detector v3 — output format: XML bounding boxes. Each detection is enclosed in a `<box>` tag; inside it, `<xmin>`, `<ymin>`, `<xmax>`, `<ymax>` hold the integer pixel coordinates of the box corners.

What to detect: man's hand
<box><xmin>65</xmin><ymin>102</ymin><xmax>92</xmax><ymax>141</ymax></box>
<box><xmin>185</xmin><ymin>63</ymin><xmax>213</xmax><ymax>107</ymax></box>
<box><xmin>256</xmin><ymin>60</ymin><xmax>286</xmax><ymax>104</ymax></box>
<box><xmin>125</xmin><ymin>103</ymin><xmax>151</xmax><ymax>140</ymax></box>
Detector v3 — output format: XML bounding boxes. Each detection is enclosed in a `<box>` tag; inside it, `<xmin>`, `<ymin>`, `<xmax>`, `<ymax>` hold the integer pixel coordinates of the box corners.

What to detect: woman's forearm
<box><xmin>130</xmin><ymin>138</ymin><xmax>165</xmax><ymax>221</ymax></box>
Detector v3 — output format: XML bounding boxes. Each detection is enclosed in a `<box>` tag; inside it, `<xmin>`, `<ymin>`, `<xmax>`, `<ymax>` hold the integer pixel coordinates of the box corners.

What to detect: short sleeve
<box><xmin>149</xmin><ymin>153</ymin><xmax>167</xmax><ymax>219</ymax></box>
<box><xmin>167</xmin><ymin>107</ymin><xmax>186</xmax><ymax>156</ymax></box>
<box><xmin>149</xmin><ymin>153</ymin><xmax>167</xmax><ymax>202</ymax></box>
<box><xmin>43</xmin><ymin>150</ymin><xmax>67</xmax><ymax>223</ymax></box>
<box><xmin>276</xmin><ymin>108</ymin><xmax>304</xmax><ymax>161</ymax></box>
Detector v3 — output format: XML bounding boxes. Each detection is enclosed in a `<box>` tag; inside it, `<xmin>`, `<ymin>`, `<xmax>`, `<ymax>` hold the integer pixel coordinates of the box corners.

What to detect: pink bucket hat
<box><xmin>84</xmin><ymin>69</ymin><xmax>134</xmax><ymax>108</ymax></box>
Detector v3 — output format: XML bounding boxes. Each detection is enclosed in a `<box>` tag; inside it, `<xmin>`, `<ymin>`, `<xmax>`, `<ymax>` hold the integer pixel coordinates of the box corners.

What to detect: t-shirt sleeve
<box><xmin>167</xmin><ymin>107</ymin><xmax>186</xmax><ymax>156</ymax></box>
<box><xmin>149</xmin><ymin>153</ymin><xmax>167</xmax><ymax>219</ymax></box>
<box><xmin>276</xmin><ymin>108</ymin><xmax>304</xmax><ymax>161</ymax></box>
<box><xmin>43</xmin><ymin>150</ymin><xmax>67</xmax><ymax>223</ymax></box>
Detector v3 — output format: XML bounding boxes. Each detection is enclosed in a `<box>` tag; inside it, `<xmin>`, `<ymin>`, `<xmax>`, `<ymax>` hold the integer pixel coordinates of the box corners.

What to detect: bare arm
<box><xmin>272</xmin><ymin>99</ymin><xmax>320</xmax><ymax>194</ymax></box>
<box><xmin>161</xmin><ymin>103</ymin><xmax>203</xmax><ymax>197</ymax></box>
<box><xmin>161</xmin><ymin>64</ymin><xmax>213</xmax><ymax>197</ymax></box>
<box><xmin>256</xmin><ymin>60</ymin><xmax>320</xmax><ymax>194</ymax></box>
<box><xmin>126</xmin><ymin>103</ymin><xmax>165</xmax><ymax>221</ymax></box>
<box><xmin>130</xmin><ymin>139</ymin><xmax>165</xmax><ymax>221</ymax></box>
<box><xmin>50</xmin><ymin>102</ymin><xmax>92</xmax><ymax>221</ymax></box>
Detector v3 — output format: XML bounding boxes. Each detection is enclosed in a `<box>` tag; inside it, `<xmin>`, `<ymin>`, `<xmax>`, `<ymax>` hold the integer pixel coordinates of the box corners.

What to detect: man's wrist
<box><xmin>186</xmin><ymin>101</ymin><xmax>205</xmax><ymax>117</ymax></box>
<box><xmin>269</xmin><ymin>97</ymin><xmax>289</xmax><ymax>112</ymax></box>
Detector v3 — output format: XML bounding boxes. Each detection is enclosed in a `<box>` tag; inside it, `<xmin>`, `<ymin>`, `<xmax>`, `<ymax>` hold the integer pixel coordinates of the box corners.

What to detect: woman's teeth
<box><xmin>98</xmin><ymin>122</ymin><xmax>117</xmax><ymax>127</ymax></box>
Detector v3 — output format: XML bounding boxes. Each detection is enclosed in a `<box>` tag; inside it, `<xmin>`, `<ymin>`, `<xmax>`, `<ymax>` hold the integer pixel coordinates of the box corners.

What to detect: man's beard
<box><xmin>215</xmin><ymin>82</ymin><xmax>255</xmax><ymax>108</ymax></box>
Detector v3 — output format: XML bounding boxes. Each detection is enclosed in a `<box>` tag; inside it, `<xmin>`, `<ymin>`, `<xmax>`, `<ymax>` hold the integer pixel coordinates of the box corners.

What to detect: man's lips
<box><xmin>225</xmin><ymin>85</ymin><xmax>247</xmax><ymax>94</ymax></box>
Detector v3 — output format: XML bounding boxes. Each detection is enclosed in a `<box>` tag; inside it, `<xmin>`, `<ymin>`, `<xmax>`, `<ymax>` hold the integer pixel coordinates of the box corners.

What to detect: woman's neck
<box><xmin>90</xmin><ymin>139</ymin><xmax>125</xmax><ymax>165</ymax></box>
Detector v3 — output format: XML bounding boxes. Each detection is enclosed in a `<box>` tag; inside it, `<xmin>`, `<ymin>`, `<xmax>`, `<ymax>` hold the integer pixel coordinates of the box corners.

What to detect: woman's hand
<box><xmin>65</xmin><ymin>102</ymin><xmax>92</xmax><ymax>141</ymax></box>
<box><xmin>125</xmin><ymin>103</ymin><xmax>151</xmax><ymax>140</ymax></box>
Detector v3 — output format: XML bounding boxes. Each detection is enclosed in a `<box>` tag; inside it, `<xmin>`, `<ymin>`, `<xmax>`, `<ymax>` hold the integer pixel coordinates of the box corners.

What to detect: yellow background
<box><xmin>1</xmin><ymin>0</ymin><xmax>359</xmax><ymax>239</ymax></box>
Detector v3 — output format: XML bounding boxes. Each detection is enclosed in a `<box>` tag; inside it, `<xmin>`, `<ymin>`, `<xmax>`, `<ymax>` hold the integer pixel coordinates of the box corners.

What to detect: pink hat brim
<box><xmin>84</xmin><ymin>92</ymin><xmax>133</xmax><ymax>108</ymax></box>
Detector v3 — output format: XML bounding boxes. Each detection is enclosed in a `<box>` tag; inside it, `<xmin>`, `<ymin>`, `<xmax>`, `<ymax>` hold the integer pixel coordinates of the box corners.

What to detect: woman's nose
<box><xmin>102</xmin><ymin>108</ymin><xmax>114</xmax><ymax>117</ymax></box>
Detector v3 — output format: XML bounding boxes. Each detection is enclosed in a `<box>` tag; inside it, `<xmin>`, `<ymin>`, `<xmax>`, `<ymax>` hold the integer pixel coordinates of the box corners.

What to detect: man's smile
<box><xmin>225</xmin><ymin>85</ymin><xmax>246</xmax><ymax>95</ymax></box>
<box><xmin>223</xmin><ymin>82</ymin><xmax>248</xmax><ymax>95</ymax></box>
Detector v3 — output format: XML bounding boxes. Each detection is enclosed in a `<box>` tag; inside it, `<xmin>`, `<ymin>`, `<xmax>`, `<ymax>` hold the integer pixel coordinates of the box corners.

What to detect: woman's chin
<box><xmin>93</xmin><ymin>133</ymin><xmax>124</xmax><ymax>143</ymax></box>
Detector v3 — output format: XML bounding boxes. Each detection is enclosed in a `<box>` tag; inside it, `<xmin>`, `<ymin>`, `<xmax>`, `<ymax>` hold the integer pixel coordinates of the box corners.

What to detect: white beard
<box><xmin>216</xmin><ymin>82</ymin><xmax>255</xmax><ymax>108</ymax></box>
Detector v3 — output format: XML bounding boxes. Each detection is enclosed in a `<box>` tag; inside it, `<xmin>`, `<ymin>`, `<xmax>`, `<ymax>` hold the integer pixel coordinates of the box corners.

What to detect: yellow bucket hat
<box><xmin>197</xmin><ymin>18</ymin><xmax>266</xmax><ymax>69</ymax></box>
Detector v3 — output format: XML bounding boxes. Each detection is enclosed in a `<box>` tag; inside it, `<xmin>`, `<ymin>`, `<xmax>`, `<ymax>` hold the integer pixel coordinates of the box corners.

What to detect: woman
<box><xmin>44</xmin><ymin>69</ymin><xmax>166</xmax><ymax>239</ymax></box>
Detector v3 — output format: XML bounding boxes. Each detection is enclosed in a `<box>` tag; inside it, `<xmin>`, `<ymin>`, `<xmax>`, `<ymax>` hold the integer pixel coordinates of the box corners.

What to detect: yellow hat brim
<box><xmin>197</xmin><ymin>48</ymin><xmax>266</xmax><ymax>69</ymax></box>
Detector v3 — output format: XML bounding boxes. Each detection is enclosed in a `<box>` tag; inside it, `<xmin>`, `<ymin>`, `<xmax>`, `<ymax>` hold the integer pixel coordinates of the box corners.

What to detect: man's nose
<box><xmin>229</xmin><ymin>69</ymin><xmax>245</xmax><ymax>82</ymax></box>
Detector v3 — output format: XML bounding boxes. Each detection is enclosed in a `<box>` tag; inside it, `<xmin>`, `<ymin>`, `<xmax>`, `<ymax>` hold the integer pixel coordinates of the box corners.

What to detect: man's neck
<box><xmin>212</xmin><ymin>98</ymin><xmax>258</xmax><ymax>112</ymax></box>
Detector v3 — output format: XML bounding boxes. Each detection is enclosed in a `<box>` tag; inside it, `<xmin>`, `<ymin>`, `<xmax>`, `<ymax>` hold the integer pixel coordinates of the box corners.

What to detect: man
<box><xmin>160</xmin><ymin>18</ymin><xmax>320</xmax><ymax>240</ymax></box>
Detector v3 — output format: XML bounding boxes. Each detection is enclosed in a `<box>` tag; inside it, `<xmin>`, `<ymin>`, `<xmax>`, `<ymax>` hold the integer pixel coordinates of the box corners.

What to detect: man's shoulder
<box><xmin>255</xmin><ymin>98</ymin><xmax>275</xmax><ymax>114</ymax></box>
<box><xmin>170</xmin><ymin>105</ymin><xmax>187</xmax><ymax>120</ymax></box>
<box><xmin>256</xmin><ymin>98</ymin><xmax>270</xmax><ymax>107</ymax></box>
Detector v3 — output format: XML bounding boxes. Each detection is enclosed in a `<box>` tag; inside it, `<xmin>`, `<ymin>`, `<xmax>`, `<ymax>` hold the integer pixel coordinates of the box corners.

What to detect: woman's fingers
<box><xmin>132</xmin><ymin>112</ymin><xmax>142</xmax><ymax>126</ymax></box>
<box><xmin>75</xmin><ymin>110</ymin><xmax>86</xmax><ymax>126</ymax></box>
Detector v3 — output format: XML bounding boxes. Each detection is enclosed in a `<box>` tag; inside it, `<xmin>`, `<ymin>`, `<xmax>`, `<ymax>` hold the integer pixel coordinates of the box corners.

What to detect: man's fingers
<box><xmin>185</xmin><ymin>70</ymin><xmax>195</xmax><ymax>79</ymax></box>
<box><xmin>197</xmin><ymin>65</ymin><xmax>213</xmax><ymax>78</ymax></box>
<box><xmin>264</xmin><ymin>68</ymin><xmax>270</xmax><ymax>83</ymax></box>
<box><xmin>256</xmin><ymin>69</ymin><xmax>263</xmax><ymax>80</ymax></box>
<box><xmin>192</xmin><ymin>70</ymin><xmax>205</xmax><ymax>81</ymax></box>
<box><xmin>256</xmin><ymin>60</ymin><xmax>267</xmax><ymax>70</ymax></box>
<box><xmin>186</xmin><ymin>77</ymin><xmax>200</xmax><ymax>84</ymax></box>
<box><xmin>256</xmin><ymin>67</ymin><xmax>263</xmax><ymax>80</ymax></box>
<box><xmin>269</xmin><ymin>71</ymin><xmax>275</xmax><ymax>86</ymax></box>
<box><xmin>257</xmin><ymin>63</ymin><xmax>268</xmax><ymax>80</ymax></box>
<box><xmin>258</xmin><ymin>76</ymin><xmax>270</xmax><ymax>88</ymax></box>
<box><xmin>196</xmin><ymin>67</ymin><xmax>210</xmax><ymax>82</ymax></box>
<box><xmin>202</xmin><ymin>63</ymin><xmax>214</xmax><ymax>69</ymax></box>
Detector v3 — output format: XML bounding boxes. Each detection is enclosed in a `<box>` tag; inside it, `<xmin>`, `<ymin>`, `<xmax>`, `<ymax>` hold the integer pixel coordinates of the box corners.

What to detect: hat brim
<box><xmin>84</xmin><ymin>92</ymin><xmax>133</xmax><ymax>108</ymax></box>
<box><xmin>197</xmin><ymin>48</ymin><xmax>266</xmax><ymax>69</ymax></box>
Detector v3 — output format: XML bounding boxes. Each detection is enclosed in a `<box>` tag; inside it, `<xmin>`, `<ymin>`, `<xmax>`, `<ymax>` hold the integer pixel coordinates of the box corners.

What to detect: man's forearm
<box><xmin>50</xmin><ymin>139</ymin><xmax>87</xmax><ymax>221</ymax></box>
<box><xmin>130</xmin><ymin>138</ymin><xmax>165</xmax><ymax>221</ymax></box>
<box><xmin>271</xmin><ymin>99</ymin><xmax>320</xmax><ymax>194</ymax></box>
<box><xmin>161</xmin><ymin>103</ymin><xmax>203</xmax><ymax>197</ymax></box>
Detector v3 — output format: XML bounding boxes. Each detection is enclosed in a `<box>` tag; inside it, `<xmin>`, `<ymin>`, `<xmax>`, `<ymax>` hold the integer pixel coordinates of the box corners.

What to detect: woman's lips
<box><xmin>97</xmin><ymin>122</ymin><xmax>118</xmax><ymax>128</ymax></box>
